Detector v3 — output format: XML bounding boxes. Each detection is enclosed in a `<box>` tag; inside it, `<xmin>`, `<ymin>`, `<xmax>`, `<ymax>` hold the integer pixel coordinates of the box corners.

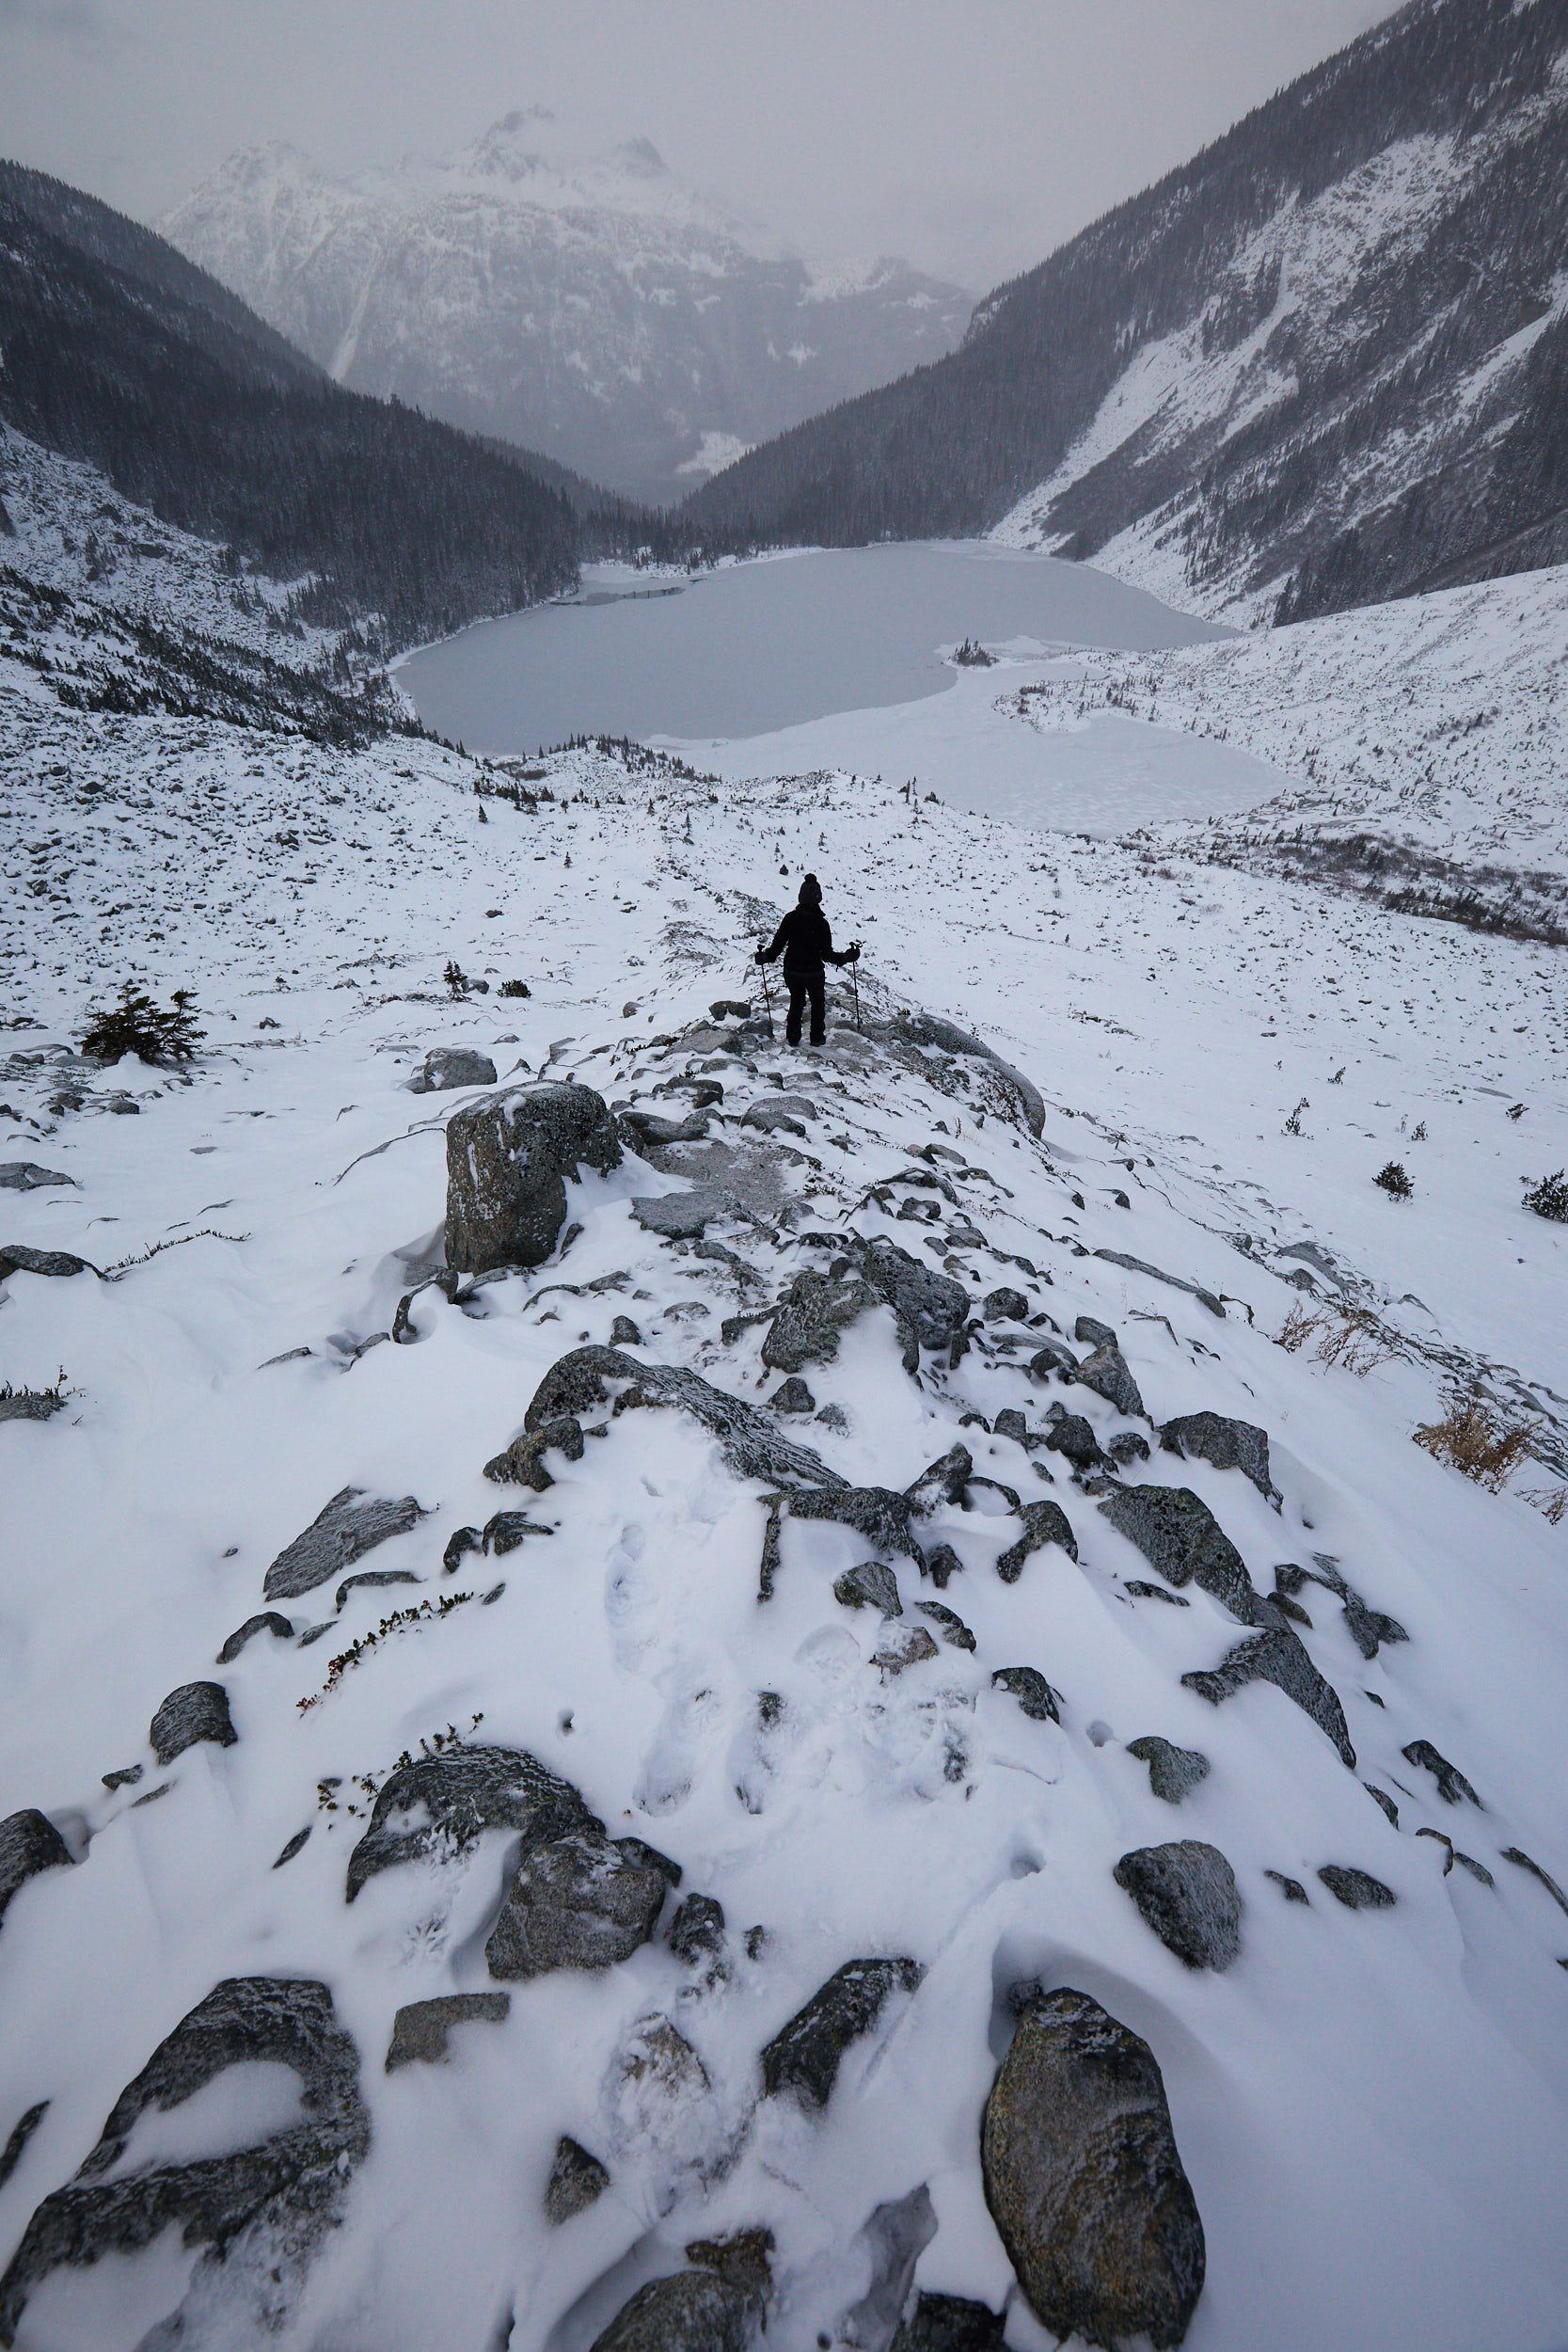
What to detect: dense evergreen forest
<box><xmin>678</xmin><ymin>0</ymin><xmax>1568</xmax><ymax>616</ymax></box>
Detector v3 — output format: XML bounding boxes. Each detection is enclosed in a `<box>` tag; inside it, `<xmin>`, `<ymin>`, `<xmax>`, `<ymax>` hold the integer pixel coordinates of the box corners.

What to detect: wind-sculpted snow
<box><xmin>1</xmin><ymin>525</ymin><xmax>1567</xmax><ymax>2349</ymax></box>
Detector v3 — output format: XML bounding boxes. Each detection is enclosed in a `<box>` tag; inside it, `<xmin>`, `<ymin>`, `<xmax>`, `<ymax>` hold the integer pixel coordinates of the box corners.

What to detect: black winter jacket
<box><xmin>760</xmin><ymin>904</ymin><xmax>852</xmax><ymax>974</ymax></box>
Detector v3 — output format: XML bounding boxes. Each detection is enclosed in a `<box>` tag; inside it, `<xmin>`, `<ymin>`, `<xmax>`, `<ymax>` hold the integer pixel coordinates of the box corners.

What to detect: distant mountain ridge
<box><xmin>680</xmin><ymin>0</ymin><xmax>1568</xmax><ymax>623</ymax></box>
<box><xmin>161</xmin><ymin>113</ymin><xmax>974</xmax><ymax>504</ymax></box>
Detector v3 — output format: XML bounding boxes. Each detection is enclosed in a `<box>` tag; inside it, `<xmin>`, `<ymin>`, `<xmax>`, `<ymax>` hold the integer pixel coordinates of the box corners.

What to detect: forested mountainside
<box><xmin>161</xmin><ymin>118</ymin><xmax>974</xmax><ymax>506</ymax></box>
<box><xmin>0</xmin><ymin>170</ymin><xmax>588</xmax><ymax>647</ymax></box>
<box><xmin>681</xmin><ymin>0</ymin><xmax>1568</xmax><ymax>623</ymax></box>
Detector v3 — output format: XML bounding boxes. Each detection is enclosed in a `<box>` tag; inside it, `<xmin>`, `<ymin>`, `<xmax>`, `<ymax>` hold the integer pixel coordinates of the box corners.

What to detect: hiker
<box><xmin>755</xmin><ymin>874</ymin><xmax>860</xmax><ymax>1046</ymax></box>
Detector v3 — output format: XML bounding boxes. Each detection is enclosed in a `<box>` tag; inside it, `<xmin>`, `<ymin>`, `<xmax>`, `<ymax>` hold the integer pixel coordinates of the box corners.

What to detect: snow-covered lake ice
<box><xmin>396</xmin><ymin>544</ymin><xmax>1293</xmax><ymax>835</ymax></box>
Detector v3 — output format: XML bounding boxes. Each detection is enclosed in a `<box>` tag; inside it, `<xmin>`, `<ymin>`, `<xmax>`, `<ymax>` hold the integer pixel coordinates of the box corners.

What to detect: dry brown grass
<box><xmin>1278</xmin><ymin>1302</ymin><xmax>1395</xmax><ymax>1375</ymax></box>
<box><xmin>1519</xmin><ymin>1484</ymin><xmax>1568</xmax><ymax>1526</ymax></box>
<box><xmin>1413</xmin><ymin>1400</ymin><xmax>1536</xmax><ymax>1492</ymax></box>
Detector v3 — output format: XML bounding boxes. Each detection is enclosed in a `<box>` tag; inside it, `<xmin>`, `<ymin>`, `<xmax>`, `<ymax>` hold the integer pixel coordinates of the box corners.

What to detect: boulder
<box><xmin>1127</xmin><ymin>1737</ymin><xmax>1211</xmax><ymax>1804</ymax></box>
<box><xmin>525</xmin><ymin>1345</ymin><xmax>843</xmax><ymax>1491</ymax></box>
<box><xmin>385</xmin><ymin>1992</ymin><xmax>510</xmax><ymax>2071</ymax></box>
<box><xmin>589</xmin><ymin>2271</ymin><xmax>753</xmax><ymax>2351</ymax></box>
<box><xmin>1114</xmin><ymin>1841</ymin><xmax>1242</xmax><ymax>1970</ymax></box>
<box><xmin>742</xmin><ymin>1094</ymin><xmax>817</xmax><ymax>1134</ymax></box>
<box><xmin>262</xmin><ymin>1486</ymin><xmax>426</xmax><ymax>1604</ymax></box>
<box><xmin>407</xmin><ymin>1046</ymin><xmax>498</xmax><ymax>1093</ymax></box>
<box><xmin>620</xmin><ymin>1107</ymin><xmax>711</xmax><ymax>1147</ymax></box>
<box><xmin>216</xmin><ymin>1611</ymin><xmax>294</xmax><ymax>1664</ymax></box>
<box><xmin>610</xmin><ymin>1314</ymin><xmax>643</xmax><ymax>1346</ymax></box>
<box><xmin>1098</xmin><ymin>1486</ymin><xmax>1259</xmax><ymax>1621</ymax></box>
<box><xmin>992</xmin><ymin>1667</ymin><xmax>1062</xmax><ymax>1724</ymax></box>
<box><xmin>854</xmin><ymin>1233</ymin><xmax>970</xmax><ymax>1364</ymax></box>
<box><xmin>483</xmin><ymin>1414</ymin><xmax>584</xmax><ymax>1489</ymax></box>
<box><xmin>150</xmin><ymin>1680</ymin><xmax>237</xmax><ymax>1766</ymax></box>
<box><xmin>1028</xmin><ymin>1340</ymin><xmax>1079</xmax><ymax>1380</ymax></box>
<box><xmin>769</xmin><ymin>1375</ymin><xmax>816</xmax><ymax>1414</ymax></box>
<box><xmin>482</xmin><ymin>1511</ymin><xmax>551</xmax><ymax>1557</ymax></box>
<box><xmin>1073</xmin><ymin>1342</ymin><xmax>1145</xmax><ymax>1420</ymax></box>
<box><xmin>981</xmin><ymin>1987</ymin><xmax>1205</xmax><ymax>2347</ymax></box>
<box><xmin>1318</xmin><ymin>1865</ymin><xmax>1397</xmax><ymax>1910</ymax></box>
<box><xmin>0</xmin><ymin>1243</ymin><xmax>91</xmax><ymax>1282</ymax></box>
<box><xmin>1182</xmin><ymin>1628</ymin><xmax>1355</xmax><ymax>1767</ymax></box>
<box><xmin>1075</xmin><ymin>1315</ymin><xmax>1117</xmax><ymax>1349</ymax></box>
<box><xmin>984</xmin><ymin>1287</ymin><xmax>1030</xmax><ymax>1323</ymax></box>
<box><xmin>1159</xmin><ymin>1413</ymin><xmax>1277</xmax><ymax>1502</ymax></box>
<box><xmin>447</xmin><ymin>1082</ymin><xmax>621</xmax><ymax>1274</ymax></box>
<box><xmin>545</xmin><ymin>2135</ymin><xmax>610</xmax><ymax>2225</ymax></box>
<box><xmin>485</xmin><ymin>1827</ymin><xmax>676</xmax><ymax>1981</ymax></box>
<box><xmin>0</xmin><ymin>1978</ymin><xmax>368</xmax><ymax>2349</ymax></box>
<box><xmin>1043</xmin><ymin>1410</ymin><xmax>1106</xmax><ymax>1470</ymax></box>
<box><xmin>0</xmin><ymin>1811</ymin><xmax>73</xmax><ymax>1931</ymax></box>
<box><xmin>995</xmin><ymin>1499</ymin><xmax>1078</xmax><ymax>1581</ymax></box>
<box><xmin>0</xmin><ymin>1164</ymin><xmax>75</xmax><ymax>1191</ymax></box>
<box><xmin>336</xmin><ymin>1567</ymin><xmax>421</xmax><ymax>1610</ymax></box>
<box><xmin>631</xmin><ymin>1189</ymin><xmax>739</xmax><ymax>1239</ymax></box>
<box><xmin>906</xmin><ymin>1442</ymin><xmax>974</xmax><ymax>1515</ymax></box>
<box><xmin>346</xmin><ymin>1745</ymin><xmax>591</xmax><ymax>1900</ymax></box>
<box><xmin>760</xmin><ymin>1956</ymin><xmax>923</xmax><ymax>2109</ymax></box>
<box><xmin>668</xmin><ymin>1893</ymin><xmax>727</xmax><ymax>1967</ymax></box>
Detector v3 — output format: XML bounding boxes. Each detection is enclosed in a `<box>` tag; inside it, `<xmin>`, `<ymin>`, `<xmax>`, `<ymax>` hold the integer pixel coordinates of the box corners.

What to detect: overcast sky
<box><xmin>3</xmin><ymin>0</ymin><xmax>1403</xmax><ymax>290</ymax></box>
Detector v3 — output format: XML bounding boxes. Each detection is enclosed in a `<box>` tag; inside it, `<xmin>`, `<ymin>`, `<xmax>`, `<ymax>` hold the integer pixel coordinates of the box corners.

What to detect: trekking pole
<box><xmin>850</xmin><ymin>948</ymin><xmax>862</xmax><ymax>1033</ymax></box>
<box><xmin>757</xmin><ymin>950</ymin><xmax>772</xmax><ymax>1028</ymax></box>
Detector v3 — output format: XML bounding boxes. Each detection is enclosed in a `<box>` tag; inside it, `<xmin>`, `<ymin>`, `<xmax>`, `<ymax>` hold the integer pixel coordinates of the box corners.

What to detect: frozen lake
<box><xmin>396</xmin><ymin>541</ymin><xmax>1291</xmax><ymax>834</ymax></box>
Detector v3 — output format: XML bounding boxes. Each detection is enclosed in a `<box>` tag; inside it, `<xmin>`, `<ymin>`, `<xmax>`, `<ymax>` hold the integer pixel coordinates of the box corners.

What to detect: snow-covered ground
<box><xmin>2</xmin><ymin>445</ymin><xmax>1567</xmax><ymax>2351</ymax></box>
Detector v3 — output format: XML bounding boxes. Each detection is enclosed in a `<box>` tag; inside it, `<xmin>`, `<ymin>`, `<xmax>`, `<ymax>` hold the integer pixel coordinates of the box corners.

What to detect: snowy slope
<box><xmin>161</xmin><ymin>118</ymin><xmax>974</xmax><ymax>504</ymax></box>
<box><xmin>2</xmin><ymin>476</ymin><xmax>1567</xmax><ymax>2348</ymax></box>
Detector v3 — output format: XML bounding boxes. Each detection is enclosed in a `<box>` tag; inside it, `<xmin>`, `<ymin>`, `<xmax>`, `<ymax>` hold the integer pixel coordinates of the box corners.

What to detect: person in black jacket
<box><xmin>755</xmin><ymin>874</ymin><xmax>860</xmax><ymax>1046</ymax></box>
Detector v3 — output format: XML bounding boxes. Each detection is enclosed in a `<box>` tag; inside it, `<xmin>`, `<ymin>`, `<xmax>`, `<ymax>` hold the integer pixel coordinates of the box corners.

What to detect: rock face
<box><xmin>981</xmin><ymin>1987</ymin><xmax>1206</xmax><ymax>2349</ymax></box>
<box><xmin>262</xmin><ymin>1486</ymin><xmax>426</xmax><ymax>1603</ymax></box>
<box><xmin>0</xmin><ymin>1978</ymin><xmax>368</xmax><ymax>2347</ymax></box>
<box><xmin>1098</xmin><ymin>1486</ymin><xmax>1257</xmax><ymax>1620</ymax></box>
<box><xmin>589</xmin><ymin>2269</ymin><xmax>754</xmax><ymax>2351</ymax></box>
<box><xmin>485</xmin><ymin>1827</ymin><xmax>676</xmax><ymax>1980</ymax></box>
<box><xmin>150</xmin><ymin>1679</ymin><xmax>238</xmax><ymax>1765</ymax></box>
<box><xmin>0</xmin><ymin>1810</ymin><xmax>73</xmax><ymax>1931</ymax></box>
<box><xmin>1182</xmin><ymin>1628</ymin><xmax>1355</xmax><ymax>1767</ymax></box>
<box><xmin>1128</xmin><ymin>1737</ymin><xmax>1212</xmax><ymax>1804</ymax></box>
<box><xmin>446</xmin><ymin>1082</ymin><xmax>621</xmax><ymax>1274</ymax></box>
<box><xmin>407</xmin><ymin>1045</ymin><xmax>499</xmax><ymax>1093</ymax></box>
<box><xmin>1159</xmin><ymin>1413</ymin><xmax>1277</xmax><ymax>1501</ymax></box>
<box><xmin>760</xmin><ymin>1957</ymin><xmax>922</xmax><ymax>2109</ymax></box>
<box><xmin>1114</xmin><ymin>1841</ymin><xmax>1243</xmax><ymax>1970</ymax></box>
<box><xmin>346</xmin><ymin>1744</ymin><xmax>591</xmax><ymax>1899</ymax></box>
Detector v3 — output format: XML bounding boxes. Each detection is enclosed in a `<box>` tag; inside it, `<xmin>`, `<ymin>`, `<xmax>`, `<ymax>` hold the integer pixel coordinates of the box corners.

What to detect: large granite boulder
<box><xmin>0</xmin><ymin>1978</ymin><xmax>368</xmax><ymax>2347</ymax></box>
<box><xmin>1114</xmin><ymin>1842</ymin><xmax>1242</xmax><ymax>1970</ymax></box>
<box><xmin>981</xmin><ymin>1986</ymin><xmax>1205</xmax><ymax>2347</ymax></box>
<box><xmin>446</xmin><ymin>1082</ymin><xmax>621</xmax><ymax>1274</ymax></box>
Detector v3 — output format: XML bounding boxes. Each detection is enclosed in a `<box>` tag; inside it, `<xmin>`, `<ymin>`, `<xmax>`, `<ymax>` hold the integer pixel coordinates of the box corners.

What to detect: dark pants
<box><xmin>784</xmin><ymin>963</ymin><xmax>825</xmax><ymax>1045</ymax></box>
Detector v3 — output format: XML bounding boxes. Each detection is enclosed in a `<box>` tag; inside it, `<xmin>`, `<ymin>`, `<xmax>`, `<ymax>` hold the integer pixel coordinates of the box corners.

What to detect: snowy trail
<box><xmin>3</xmin><ymin>477</ymin><xmax>1568</xmax><ymax>2348</ymax></box>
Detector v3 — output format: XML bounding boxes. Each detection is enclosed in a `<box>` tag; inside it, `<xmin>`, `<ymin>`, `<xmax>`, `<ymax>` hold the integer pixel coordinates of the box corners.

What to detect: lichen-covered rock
<box><xmin>483</xmin><ymin>1413</ymin><xmax>585</xmax><ymax>1489</ymax></box>
<box><xmin>784</xmin><ymin>1484</ymin><xmax>927</xmax><ymax>1569</ymax></box>
<box><xmin>981</xmin><ymin>1986</ymin><xmax>1205</xmax><ymax>2348</ymax></box>
<box><xmin>546</xmin><ymin>2136</ymin><xmax>610</xmax><ymax>2226</ymax></box>
<box><xmin>761</xmin><ymin>1956</ymin><xmax>923</xmax><ymax>2109</ymax></box>
<box><xmin>855</xmin><ymin>1233</ymin><xmax>971</xmax><ymax>1362</ymax></box>
<box><xmin>0</xmin><ymin>1811</ymin><xmax>73</xmax><ymax>1931</ymax></box>
<box><xmin>995</xmin><ymin>1499</ymin><xmax>1078</xmax><ymax>1581</ymax></box>
<box><xmin>835</xmin><ymin>1560</ymin><xmax>902</xmax><ymax>1616</ymax></box>
<box><xmin>407</xmin><ymin>1046</ymin><xmax>498</xmax><ymax>1093</ymax></box>
<box><xmin>1043</xmin><ymin>1410</ymin><xmax>1107</xmax><ymax>1470</ymax></box>
<box><xmin>891</xmin><ymin>2291</ymin><xmax>1007</xmax><ymax>2350</ymax></box>
<box><xmin>262</xmin><ymin>1485</ymin><xmax>427</xmax><ymax>1603</ymax></box>
<box><xmin>346</xmin><ymin>1745</ymin><xmax>592</xmax><ymax>1900</ymax></box>
<box><xmin>1114</xmin><ymin>1841</ymin><xmax>1242</xmax><ymax>1970</ymax></box>
<box><xmin>761</xmin><ymin>1267</ymin><xmax>879</xmax><ymax>1372</ymax></box>
<box><xmin>770</xmin><ymin>1375</ymin><xmax>816</xmax><ymax>1414</ymax></box>
<box><xmin>1159</xmin><ymin>1412</ymin><xmax>1277</xmax><ymax>1502</ymax></box>
<box><xmin>985</xmin><ymin>1287</ymin><xmax>1030</xmax><ymax>1324</ymax></box>
<box><xmin>1128</xmin><ymin>1737</ymin><xmax>1212</xmax><ymax>1804</ymax></box>
<box><xmin>1318</xmin><ymin>1865</ymin><xmax>1397</xmax><ymax>1910</ymax></box>
<box><xmin>992</xmin><ymin>1667</ymin><xmax>1063</xmax><ymax>1724</ymax></box>
<box><xmin>1098</xmin><ymin>1486</ymin><xmax>1258</xmax><ymax>1621</ymax></box>
<box><xmin>385</xmin><ymin>1992</ymin><xmax>510</xmax><ymax>2071</ymax></box>
<box><xmin>589</xmin><ymin>2270</ymin><xmax>753</xmax><ymax>2351</ymax></box>
<box><xmin>216</xmin><ymin>1611</ymin><xmax>293</xmax><ymax>1664</ymax></box>
<box><xmin>485</xmin><ymin>1827</ymin><xmax>676</xmax><ymax>1981</ymax></box>
<box><xmin>1073</xmin><ymin>1341</ymin><xmax>1145</xmax><ymax>1420</ymax></box>
<box><xmin>524</xmin><ymin>1346</ymin><xmax>844</xmax><ymax>1490</ymax></box>
<box><xmin>0</xmin><ymin>1978</ymin><xmax>368</xmax><ymax>2349</ymax></box>
<box><xmin>150</xmin><ymin>1680</ymin><xmax>237</xmax><ymax>1766</ymax></box>
<box><xmin>447</xmin><ymin>1081</ymin><xmax>621</xmax><ymax>1274</ymax></box>
<box><xmin>1182</xmin><ymin>1628</ymin><xmax>1355</xmax><ymax>1767</ymax></box>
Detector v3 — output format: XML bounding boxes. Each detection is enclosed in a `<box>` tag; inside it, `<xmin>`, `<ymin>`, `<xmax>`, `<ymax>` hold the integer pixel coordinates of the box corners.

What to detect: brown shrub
<box><xmin>1413</xmin><ymin>1400</ymin><xmax>1535</xmax><ymax>1492</ymax></box>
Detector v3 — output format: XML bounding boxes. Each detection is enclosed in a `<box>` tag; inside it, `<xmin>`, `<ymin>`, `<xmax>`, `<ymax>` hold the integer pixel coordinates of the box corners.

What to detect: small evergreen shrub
<box><xmin>952</xmin><ymin>636</ymin><xmax>995</xmax><ymax>667</ymax></box>
<box><xmin>1522</xmin><ymin>1170</ymin><xmax>1568</xmax><ymax>1222</ymax></box>
<box><xmin>499</xmin><ymin>978</ymin><xmax>531</xmax><ymax>999</ymax></box>
<box><xmin>444</xmin><ymin>960</ymin><xmax>470</xmax><ymax>999</ymax></box>
<box><xmin>81</xmin><ymin>983</ymin><xmax>203</xmax><ymax>1065</ymax></box>
<box><xmin>1373</xmin><ymin>1160</ymin><xmax>1413</xmax><ymax>1199</ymax></box>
